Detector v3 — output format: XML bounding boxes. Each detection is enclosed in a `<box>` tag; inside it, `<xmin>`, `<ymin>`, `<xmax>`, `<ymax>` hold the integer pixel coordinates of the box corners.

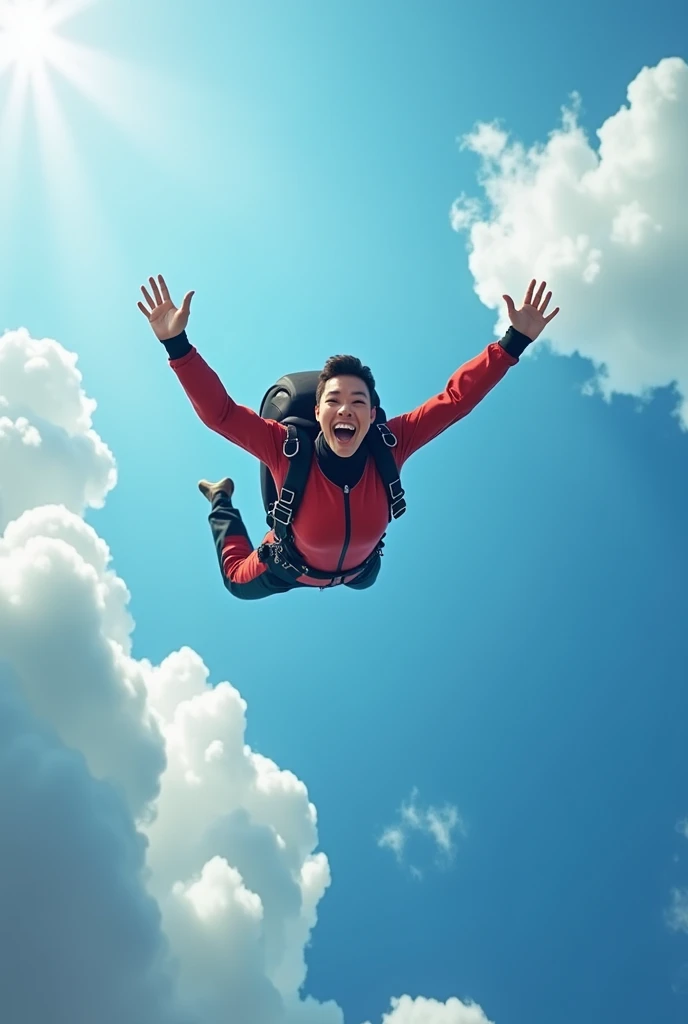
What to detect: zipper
<box><xmin>330</xmin><ymin>484</ymin><xmax>352</xmax><ymax>584</ymax></box>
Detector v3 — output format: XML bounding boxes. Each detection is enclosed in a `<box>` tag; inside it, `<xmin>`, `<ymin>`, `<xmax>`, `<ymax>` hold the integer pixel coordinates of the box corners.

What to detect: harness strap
<box><xmin>266</xmin><ymin>424</ymin><xmax>313</xmax><ymax>541</ymax></box>
<box><xmin>258</xmin><ymin>534</ymin><xmax>384</xmax><ymax>586</ymax></box>
<box><xmin>365</xmin><ymin>423</ymin><xmax>407</xmax><ymax>521</ymax></box>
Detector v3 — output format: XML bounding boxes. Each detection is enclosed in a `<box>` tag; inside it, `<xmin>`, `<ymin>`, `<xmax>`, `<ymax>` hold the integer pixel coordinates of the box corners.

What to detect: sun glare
<box><xmin>0</xmin><ymin>0</ymin><xmax>58</xmax><ymax>71</ymax></box>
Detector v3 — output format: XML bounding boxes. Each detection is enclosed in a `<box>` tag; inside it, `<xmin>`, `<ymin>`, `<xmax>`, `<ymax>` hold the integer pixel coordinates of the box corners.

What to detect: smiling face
<box><xmin>315</xmin><ymin>375</ymin><xmax>377</xmax><ymax>457</ymax></box>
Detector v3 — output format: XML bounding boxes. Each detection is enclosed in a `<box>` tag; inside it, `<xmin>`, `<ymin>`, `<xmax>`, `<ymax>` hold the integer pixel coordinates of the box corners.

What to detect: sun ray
<box><xmin>30</xmin><ymin>47</ymin><xmax>119</xmax><ymax>302</ymax></box>
<box><xmin>0</xmin><ymin>55</ymin><xmax>31</xmax><ymax>241</ymax></box>
<box><xmin>0</xmin><ymin>0</ymin><xmax>233</xmax><ymax>307</ymax></box>
<box><xmin>44</xmin><ymin>0</ymin><xmax>95</xmax><ymax>29</ymax></box>
<box><xmin>0</xmin><ymin>0</ymin><xmax>115</xmax><ymax>306</ymax></box>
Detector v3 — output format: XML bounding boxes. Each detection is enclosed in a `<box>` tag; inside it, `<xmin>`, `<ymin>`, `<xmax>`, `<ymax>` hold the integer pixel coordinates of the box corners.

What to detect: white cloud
<box><xmin>363</xmin><ymin>995</ymin><xmax>494</xmax><ymax>1024</ymax></box>
<box><xmin>0</xmin><ymin>324</ymin><xmax>493</xmax><ymax>1024</ymax></box>
<box><xmin>0</xmin><ymin>505</ymin><xmax>165</xmax><ymax>818</ymax></box>
<box><xmin>378</xmin><ymin>788</ymin><xmax>466</xmax><ymax>875</ymax></box>
<box><xmin>0</xmin><ymin>327</ymin><xmax>116</xmax><ymax>532</ymax></box>
<box><xmin>379</xmin><ymin>826</ymin><xmax>406</xmax><ymax>858</ymax></box>
<box><xmin>451</xmin><ymin>57</ymin><xmax>688</xmax><ymax>427</ymax></box>
<box><xmin>0</xmin><ymin>326</ymin><xmax>340</xmax><ymax>1024</ymax></box>
<box><xmin>0</xmin><ymin>664</ymin><xmax>189</xmax><ymax>1024</ymax></box>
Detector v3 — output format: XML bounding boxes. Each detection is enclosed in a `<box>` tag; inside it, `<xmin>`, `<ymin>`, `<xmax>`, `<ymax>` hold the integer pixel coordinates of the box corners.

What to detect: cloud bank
<box><xmin>0</xmin><ymin>324</ymin><xmax>492</xmax><ymax>1022</ymax></box>
<box><xmin>451</xmin><ymin>57</ymin><xmax>688</xmax><ymax>427</ymax></box>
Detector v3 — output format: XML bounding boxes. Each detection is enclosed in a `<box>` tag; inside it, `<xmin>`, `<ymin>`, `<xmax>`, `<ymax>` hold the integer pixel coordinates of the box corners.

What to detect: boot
<box><xmin>198</xmin><ymin>477</ymin><xmax>235</xmax><ymax>503</ymax></box>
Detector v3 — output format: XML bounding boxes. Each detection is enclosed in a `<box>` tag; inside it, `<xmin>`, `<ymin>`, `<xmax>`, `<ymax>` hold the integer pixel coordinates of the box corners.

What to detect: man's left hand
<box><xmin>502</xmin><ymin>279</ymin><xmax>560</xmax><ymax>341</ymax></box>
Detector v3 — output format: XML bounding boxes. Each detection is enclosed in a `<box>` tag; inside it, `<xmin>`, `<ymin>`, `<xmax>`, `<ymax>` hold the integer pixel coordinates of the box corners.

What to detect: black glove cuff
<box><xmin>500</xmin><ymin>326</ymin><xmax>532</xmax><ymax>359</ymax></box>
<box><xmin>161</xmin><ymin>330</ymin><xmax>192</xmax><ymax>360</ymax></box>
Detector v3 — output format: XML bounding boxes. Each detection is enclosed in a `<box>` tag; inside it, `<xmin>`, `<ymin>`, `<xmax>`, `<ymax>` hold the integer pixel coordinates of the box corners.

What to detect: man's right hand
<box><xmin>138</xmin><ymin>274</ymin><xmax>195</xmax><ymax>341</ymax></box>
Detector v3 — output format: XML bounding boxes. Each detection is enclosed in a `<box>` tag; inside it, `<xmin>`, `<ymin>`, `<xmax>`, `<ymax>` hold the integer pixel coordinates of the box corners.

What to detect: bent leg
<box><xmin>208</xmin><ymin>492</ymin><xmax>296</xmax><ymax>601</ymax></box>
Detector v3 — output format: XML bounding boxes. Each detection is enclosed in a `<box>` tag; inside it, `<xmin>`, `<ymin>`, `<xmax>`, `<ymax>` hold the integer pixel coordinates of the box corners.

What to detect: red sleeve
<box><xmin>168</xmin><ymin>346</ymin><xmax>286</xmax><ymax>477</ymax></box>
<box><xmin>387</xmin><ymin>342</ymin><xmax>517</xmax><ymax>465</ymax></box>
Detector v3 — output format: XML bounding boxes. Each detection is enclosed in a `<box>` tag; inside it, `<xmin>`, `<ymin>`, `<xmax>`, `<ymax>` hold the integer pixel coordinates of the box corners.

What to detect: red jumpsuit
<box><xmin>168</xmin><ymin>335</ymin><xmax>520</xmax><ymax>595</ymax></box>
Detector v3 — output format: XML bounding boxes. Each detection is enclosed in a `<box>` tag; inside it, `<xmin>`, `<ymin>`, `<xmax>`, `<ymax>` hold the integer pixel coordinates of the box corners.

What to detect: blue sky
<box><xmin>1</xmin><ymin>0</ymin><xmax>688</xmax><ymax>1022</ymax></box>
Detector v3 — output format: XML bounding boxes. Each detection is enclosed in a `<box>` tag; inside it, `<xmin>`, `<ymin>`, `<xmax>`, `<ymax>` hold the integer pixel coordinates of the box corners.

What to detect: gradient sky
<box><xmin>1</xmin><ymin>1</ymin><xmax>688</xmax><ymax>1022</ymax></box>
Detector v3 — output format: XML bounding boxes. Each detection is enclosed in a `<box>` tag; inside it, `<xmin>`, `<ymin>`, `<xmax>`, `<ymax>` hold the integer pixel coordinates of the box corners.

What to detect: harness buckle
<box><xmin>377</xmin><ymin>423</ymin><xmax>397</xmax><ymax>447</ymax></box>
<box><xmin>271</xmin><ymin>503</ymin><xmax>292</xmax><ymax>526</ymax></box>
<box><xmin>389</xmin><ymin>478</ymin><xmax>406</xmax><ymax>518</ymax></box>
<box><xmin>266</xmin><ymin>539</ymin><xmax>309</xmax><ymax>578</ymax></box>
<box><xmin>283</xmin><ymin>432</ymin><xmax>299</xmax><ymax>457</ymax></box>
<box><xmin>270</xmin><ymin>486</ymin><xmax>296</xmax><ymax>526</ymax></box>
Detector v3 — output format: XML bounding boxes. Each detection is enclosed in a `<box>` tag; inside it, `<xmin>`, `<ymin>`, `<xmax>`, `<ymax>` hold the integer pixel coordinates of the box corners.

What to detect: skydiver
<box><xmin>138</xmin><ymin>275</ymin><xmax>559</xmax><ymax>599</ymax></box>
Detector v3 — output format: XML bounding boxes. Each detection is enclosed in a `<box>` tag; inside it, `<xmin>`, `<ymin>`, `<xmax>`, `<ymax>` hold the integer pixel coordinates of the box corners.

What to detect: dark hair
<box><xmin>316</xmin><ymin>354</ymin><xmax>377</xmax><ymax>406</ymax></box>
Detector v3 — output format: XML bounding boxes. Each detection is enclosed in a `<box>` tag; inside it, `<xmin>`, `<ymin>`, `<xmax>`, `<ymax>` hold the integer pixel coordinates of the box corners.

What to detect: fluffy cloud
<box><xmin>0</xmin><ymin>665</ymin><xmax>189</xmax><ymax>1024</ymax></box>
<box><xmin>0</xmin><ymin>326</ymin><xmax>341</xmax><ymax>1024</ymax></box>
<box><xmin>364</xmin><ymin>995</ymin><xmax>494</xmax><ymax>1024</ymax></box>
<box><xmin>378</xmin><ymin>788</ymin><xmax>465</xmax><ymax>877</ymax></box>
<box><xmin>0</xmin><ymin>325</ymin><xmax>493</xmax><ymax>1023</ymax></box>
<box><xmin>0</xmin><ymin>327</ymin><xmax>116</xmax><ymax>532</ymax></box>
<box><xmin>451</xmin><ymin>56</ymin><xmax>688</xmax><ymax>427</ymax></box>
<box><xmin>141</xmin><ymin>647</ymin><xmax>339</xmax><ymax>1024</ymax></box>
<box><xmin>0</xmin><ymin>505</ymin><xmax>165</xmax><ymax>818</ymax></box>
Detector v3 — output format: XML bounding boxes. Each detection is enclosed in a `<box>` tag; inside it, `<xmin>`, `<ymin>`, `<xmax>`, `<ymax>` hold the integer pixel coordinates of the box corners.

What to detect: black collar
<box><xmin>315</xmin><ymin>432</ymin><xmax>368</xmax><ymax>489</ymax></box>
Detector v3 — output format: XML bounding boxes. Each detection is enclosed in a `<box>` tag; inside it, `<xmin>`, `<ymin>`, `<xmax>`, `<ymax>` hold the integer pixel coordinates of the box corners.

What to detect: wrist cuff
<box><xmin>499</xmin><ymin>326</ymin><xmax>532</xmax><ymax>359</ymax></box>
<box><xmin>162</xmin><ymin>330</ymin><xmax>191</xmax><ymax>360</ymax></box>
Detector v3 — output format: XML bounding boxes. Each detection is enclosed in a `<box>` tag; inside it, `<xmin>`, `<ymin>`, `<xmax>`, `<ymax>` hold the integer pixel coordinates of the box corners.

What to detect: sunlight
<box><xmin>0</xmin><ymin>0</ymin><xmax>220</xmax><ymax>304</ymax></box>
<box><xmin>0</xmin><ymin>0</ymin><xmax>58</xmax><ymax>72</ymax></box>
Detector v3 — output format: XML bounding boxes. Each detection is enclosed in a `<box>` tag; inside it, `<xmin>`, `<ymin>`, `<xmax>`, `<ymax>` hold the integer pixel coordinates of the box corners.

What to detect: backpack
<box><xmin>258</xmin><ymin>371</ymin><xmax>406</xmax><ymax>545</ymax></box>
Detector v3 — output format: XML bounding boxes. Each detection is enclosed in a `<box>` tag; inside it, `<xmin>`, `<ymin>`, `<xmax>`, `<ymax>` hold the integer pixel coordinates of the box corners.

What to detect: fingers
<box><xmin>140</xmin><ymin>284</ymin><xmax>156</xmax><ymax>311</ymax></box>
<box><xmin>180</xmin><ymin>290</ymin><xmax>195</xmax><ymax>314</ymax></box>
<box><xmin>138</xmin><ymin>274</ymin><xmax>172</xmax><ymax>315</ymax></box>
<box><xmin>149</xmin><ymin>276</ymin><xmax>163</xmax><ymax>305</ymax></box>
<box><xmin>502</xmin><ymin>293</ymin><xmax>515</xmax><ymax>315</ymax></box>
<box><xmin>137</xmin><ymin>300</ymin><xmax>151</xmax><ymax>319</ymax></box>
<box><xmin>543</xmin><ymin>306</ymin><xmax>560</xmax><ymax>324</ymax></box>
<box><xmin>524</xmin><ymin>278</ymin><xmax>557</xmax><ymax>314</ymax></box>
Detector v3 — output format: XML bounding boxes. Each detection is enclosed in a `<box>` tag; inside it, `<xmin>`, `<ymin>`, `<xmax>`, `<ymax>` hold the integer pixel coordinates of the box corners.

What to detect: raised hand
<box><xmin>502</xmin><ymin>279</ymin><xmax>560</xmax><ymax>341</ymax></box>
<box><xmin>137</xmin><ymin>274</ymin><xmax>195</xmax><ymax>341</ymax></box>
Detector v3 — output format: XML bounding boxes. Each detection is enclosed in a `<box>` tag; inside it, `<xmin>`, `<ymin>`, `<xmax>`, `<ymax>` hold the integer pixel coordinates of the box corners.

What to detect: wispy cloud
<box><xmin>378</xmin><ymin>788</ymin><xmax>466</xmax><ymax>878</ymax></box>
<box><xmin>665</xmin><ymin>820</ymin><xmax>688</xmax><ymax>941</ymax></box>
<box><xmin>666</xmin><ymin>889</ymin><xmax>688</xmax><ymax>934</ymax></box>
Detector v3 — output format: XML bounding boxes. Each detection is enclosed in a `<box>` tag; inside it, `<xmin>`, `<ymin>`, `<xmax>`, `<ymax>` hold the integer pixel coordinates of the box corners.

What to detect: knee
<box><xmin>225</xmin><ymin>578</ymin><xmax>251</xmax><ymax>600</ymax></box>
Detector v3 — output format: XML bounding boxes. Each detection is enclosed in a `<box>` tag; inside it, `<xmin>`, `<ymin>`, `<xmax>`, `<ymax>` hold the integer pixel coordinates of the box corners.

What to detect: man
<box><xmin>138</xmin><ymin>275</ymin><xmax>559</xmax><ymax>599</ymax></box>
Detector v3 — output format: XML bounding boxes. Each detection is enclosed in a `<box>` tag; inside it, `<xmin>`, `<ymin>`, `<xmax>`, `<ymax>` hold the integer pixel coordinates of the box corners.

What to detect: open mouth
<box><xmin>333</xmin><ymin>423</ymin><xmax>356</xmax><ymax>445</ymax></box>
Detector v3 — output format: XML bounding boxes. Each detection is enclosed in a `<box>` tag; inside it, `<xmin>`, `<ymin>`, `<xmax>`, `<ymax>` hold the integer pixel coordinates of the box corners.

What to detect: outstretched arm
<box><xmin>388</xmin><ymin>279</ymin><xmax>560</xmax><ymax>464</ymax></box>
<box><xmin>138</xmin><ymin>274</ymin><xmax>286</xmax><ymax>475</ymax></box>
